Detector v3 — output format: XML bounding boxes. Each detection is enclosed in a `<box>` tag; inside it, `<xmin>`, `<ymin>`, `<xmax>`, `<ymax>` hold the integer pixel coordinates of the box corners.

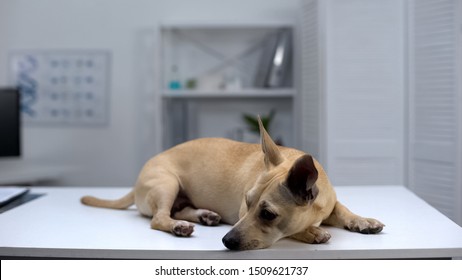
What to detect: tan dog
<box><xmin>81</xmin><ymin>118</ymin><xmax>384</xmax><ymax>250</ymax></box>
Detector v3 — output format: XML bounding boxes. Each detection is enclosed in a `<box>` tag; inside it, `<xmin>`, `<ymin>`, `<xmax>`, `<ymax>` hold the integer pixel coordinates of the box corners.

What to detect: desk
<box><xmin>1</xmin><ymin>185</ymin><xmax>462</xmax><ymax>259</ymax></box>
<box><xmin>0</xmin><ymin>163</ymin><xmax>71</xmax><ymax>185</ymax></box>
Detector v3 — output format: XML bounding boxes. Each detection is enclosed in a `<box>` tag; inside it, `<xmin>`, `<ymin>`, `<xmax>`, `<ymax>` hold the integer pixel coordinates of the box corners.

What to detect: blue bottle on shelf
<box><xmin>168</xmin><ymin>65</ymin><xmax>181</xmax><ymax>90</ymax></box>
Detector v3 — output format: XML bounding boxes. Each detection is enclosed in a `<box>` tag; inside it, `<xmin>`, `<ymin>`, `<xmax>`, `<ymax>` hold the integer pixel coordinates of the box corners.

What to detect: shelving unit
<box><xmin>157</xmin><ymin>23</ymin><xmax>298</xmax><ymax>150</ymax></box>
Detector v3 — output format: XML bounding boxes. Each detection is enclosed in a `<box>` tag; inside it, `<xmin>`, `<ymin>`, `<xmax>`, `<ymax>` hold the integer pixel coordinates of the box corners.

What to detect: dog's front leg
<box><xmin>289</xmin><ymin>226</ymin><xmax>331</xmax><ymax>244</ymax></box>
<box><xmin>323</xmin><ymin>201</ymin><xmax>384</xmax><ymax>234</ymax></box>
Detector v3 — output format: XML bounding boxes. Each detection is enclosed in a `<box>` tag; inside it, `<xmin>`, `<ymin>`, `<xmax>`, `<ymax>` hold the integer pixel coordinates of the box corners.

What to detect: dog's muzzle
<box><xmin>222</xmin><ymin>231</ymin><xmax>241</xmax><ymax>250</ymax></box>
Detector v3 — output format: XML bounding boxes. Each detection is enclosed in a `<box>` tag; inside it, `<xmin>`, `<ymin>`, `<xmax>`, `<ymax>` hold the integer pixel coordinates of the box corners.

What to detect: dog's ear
<box><xmin>258</xmin><ymin>116</ymin><xmax>283</xmax><ymax>169</ymax></box>
<box><xmin>285</xmin><ymin>154</ymin><xmax>319</xmax><ymax>205</ymax></box>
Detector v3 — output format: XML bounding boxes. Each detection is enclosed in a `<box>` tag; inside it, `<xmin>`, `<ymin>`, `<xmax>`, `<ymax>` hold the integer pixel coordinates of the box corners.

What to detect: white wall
<box><xmin>0</xmin><ymin>0</ymin><xmax>299</xmax><ymax>186</ymax></box>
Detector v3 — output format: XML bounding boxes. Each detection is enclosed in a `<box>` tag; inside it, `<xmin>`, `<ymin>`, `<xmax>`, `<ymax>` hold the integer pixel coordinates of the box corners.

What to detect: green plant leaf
<box><xmin>242</xmin><ymin>109</ymin><xmax>276</xmax><ymax>135</ymax></box>
<box><xmin>242</xmin><ymin>114</ymin><xmax>259</xmax><ymax>133</ymax></box>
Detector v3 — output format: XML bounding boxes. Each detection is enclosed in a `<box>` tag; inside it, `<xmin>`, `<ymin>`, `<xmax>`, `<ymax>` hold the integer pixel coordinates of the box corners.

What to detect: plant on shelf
<box><xmin>242</xmin><ymin>109</ymin><xmax>282</xmax><ymax>145</ymax></box>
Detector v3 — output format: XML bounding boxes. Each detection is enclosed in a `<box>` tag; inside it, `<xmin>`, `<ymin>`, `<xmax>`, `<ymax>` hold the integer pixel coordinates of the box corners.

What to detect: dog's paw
<box><xmin>290</xmin><ymin>226</ymin><xmax>331</xmax><ymax>244</ymax></box>
<box><xmin>312</xmin><ymin>227</ymin><xmax>331</xmax><ymax>244</ymax></box>
<box><xmin>172</xmin><ymin>221</ymin><xmax>194</xmax><ymax>237</ymax></box>
<box><xmin>345</xmin><ymin>218</ymin><xmax>384</xmax><ymax>234</ymax></box>
<box><xmin>199</xmin><ymin>210</ymin><xmax>221</xmax><ymax>226</ymax></box>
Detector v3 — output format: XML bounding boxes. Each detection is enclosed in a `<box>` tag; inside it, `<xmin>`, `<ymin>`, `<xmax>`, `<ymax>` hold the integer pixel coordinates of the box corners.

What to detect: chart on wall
<box><xmin>9</xmin><ymin>50</ymin><xmax>110</xmax><ymax>125</ymax></box>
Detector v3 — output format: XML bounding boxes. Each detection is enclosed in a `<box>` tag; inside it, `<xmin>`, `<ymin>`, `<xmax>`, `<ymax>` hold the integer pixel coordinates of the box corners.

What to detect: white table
<box><xmin>1</xmin><ymin>185</ymin><xmax>462</xmax><ymax>259</ymax></box>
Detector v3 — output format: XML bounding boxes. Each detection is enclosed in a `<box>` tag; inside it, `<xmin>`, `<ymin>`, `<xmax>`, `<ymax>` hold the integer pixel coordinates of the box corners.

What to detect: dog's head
<box><xmin>222</xmin><ymin>117</ymin><xmax>319</xmax><ymax>250</ymax></box>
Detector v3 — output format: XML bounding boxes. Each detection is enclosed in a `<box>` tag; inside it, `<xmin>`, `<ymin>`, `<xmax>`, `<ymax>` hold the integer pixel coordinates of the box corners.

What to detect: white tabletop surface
<box><xmin>1</xmin><ymin>185</ymin><xmax>462</xmax><ymax>259</ymax></box>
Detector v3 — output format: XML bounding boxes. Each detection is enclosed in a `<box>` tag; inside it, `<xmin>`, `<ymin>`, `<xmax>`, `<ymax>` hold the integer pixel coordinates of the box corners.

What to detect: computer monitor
<box><xmin>0</xmin><ymin>88</ymin><xmax>21</xmax><ymax>157</ymax></box>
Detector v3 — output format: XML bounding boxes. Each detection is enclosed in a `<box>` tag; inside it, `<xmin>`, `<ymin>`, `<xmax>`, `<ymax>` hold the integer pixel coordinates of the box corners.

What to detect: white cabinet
<box><xmin>300</xmin><ymin>0</ymin><xmax>461</xmax><ymax>225</ymax></box>
<box><xmin>300</xmin><ymin>0</ymin><xmax>405</xmax><ymax>186</ymax></box>
<box><xmin>408</xmin><ymin>0</ymin><xmax>462</xmax><ymax>225</ymax></box>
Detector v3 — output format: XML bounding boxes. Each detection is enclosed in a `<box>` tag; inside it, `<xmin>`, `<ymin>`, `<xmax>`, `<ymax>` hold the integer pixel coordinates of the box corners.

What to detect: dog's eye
<box><xmin>259</xmin><ymin>209</ymin><xmax>277</xmax><ymax>221</ymax></box>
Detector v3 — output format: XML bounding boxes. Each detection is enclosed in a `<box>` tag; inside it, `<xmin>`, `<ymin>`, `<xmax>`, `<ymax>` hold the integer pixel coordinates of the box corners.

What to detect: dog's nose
<box><xmin>222</xmin><ymin>232</ymin><xmax>241</xmax><ymax>250</ymax></box>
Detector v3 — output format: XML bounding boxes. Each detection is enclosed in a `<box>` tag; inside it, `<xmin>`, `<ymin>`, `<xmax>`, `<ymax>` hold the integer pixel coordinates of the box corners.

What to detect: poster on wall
<box><xmin>9</xmin><ymin>50</ymin><xmax>110</xmax><ymax>126</ymax></box>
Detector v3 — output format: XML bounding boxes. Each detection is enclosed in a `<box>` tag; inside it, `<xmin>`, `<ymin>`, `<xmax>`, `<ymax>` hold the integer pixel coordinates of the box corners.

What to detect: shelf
<box><xmin>160</xmin><ymin>21</ymin><xmax>296</xmax><ymax>30</ymax></box>
<box><xmin>162</xmin><ymin>88</ymin><xmax>296</xmax><ymax>99</ymax></box>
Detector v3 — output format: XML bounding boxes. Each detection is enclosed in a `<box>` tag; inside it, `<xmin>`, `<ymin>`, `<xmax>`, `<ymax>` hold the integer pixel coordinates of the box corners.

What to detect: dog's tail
<box><xmin>81</xmin><ymin>190</ymin><xmax>135</xmax><ymax>210</ymax></box>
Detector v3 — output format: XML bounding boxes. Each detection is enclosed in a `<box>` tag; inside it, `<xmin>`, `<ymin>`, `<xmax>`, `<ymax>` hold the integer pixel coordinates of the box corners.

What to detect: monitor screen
<box><xmin>0</xmin><ymin>88</ymin><xmax>21</xmax><ymax>157</ymax></box>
